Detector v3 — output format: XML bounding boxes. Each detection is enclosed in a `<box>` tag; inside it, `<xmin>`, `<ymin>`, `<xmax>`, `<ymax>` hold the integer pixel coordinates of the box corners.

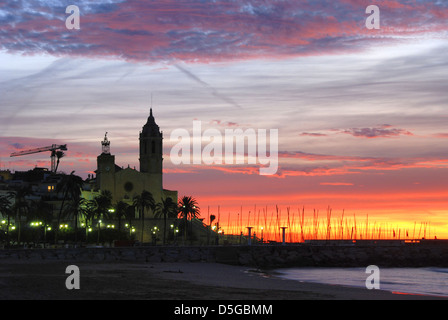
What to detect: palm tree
<box><xmin>133</xmin><ymin>190</ymin><xmax>155</xmax><ymax>243</ymax></box>
<box><xmin>155</xmin><ymin>197</ymin><xmax>177</xmax><ymax>245</ymax></box>
<box><xmin>0</xmin><ymin>195</ymin><xmax>13</xmax><ymax>246</ymax></box>
<box><xmin>8</xmin><ymin>186</ymin><xmax>31</xmax><ymax>244</ymax></box>
<box><xmin>94</xmin><ymin>190</ymin><xmax>113</xmax><ymax>219</ymax></box>
<box><xmin>55</xmin><ymin>172</ymin><xmax>84</xmax><ymax>242</ymax></box>
<box><xmin>0</xmin><ymin>195</ymin><xmax>11</xmax><ymax>216</ymax></box>
<box><xmin>178</xmin><ymin>196</ymin><xmax>200</xmax><ymax>244</ymax></box>
<box><xmin>114</xmin><ymin>201</ymin><xmax>130</xmax><ymax>234</ymax></box>
<box><xmin>63</xmin><ymin>197</ymin><xmax>86</xmax><ymax>243</ymax></box>
<box><xmin>94</xmin><ymin>190</ymin><xmax>112</xmax><ymax>244</ymax></box>
<box><xmin>30</xmin><ymin>199</ymin><xmax>54</xmax><ymax>242</ymax></box>
<box><xmin>125</xmin><ymin>204</ymin><xmax>136</xmax><ymax>240</ymax></box>
<box><xmin>78</xmin><ymin>199</ymin><xmax>96</xmax><ymax>242</ymax></box>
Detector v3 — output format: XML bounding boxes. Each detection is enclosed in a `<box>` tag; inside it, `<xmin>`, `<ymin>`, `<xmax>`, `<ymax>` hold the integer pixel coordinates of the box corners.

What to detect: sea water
<box><xmin>275</xmin><ymin>267</ymin><xmax>448</xmax><ymax>297</ymax></box>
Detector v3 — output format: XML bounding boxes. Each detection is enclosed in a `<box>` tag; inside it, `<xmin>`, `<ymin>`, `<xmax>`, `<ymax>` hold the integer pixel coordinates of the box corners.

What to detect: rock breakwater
<box><xmin>2</xmin><ymin>243</ymin><xmax>448</xmax><ymax>268</ymax></box>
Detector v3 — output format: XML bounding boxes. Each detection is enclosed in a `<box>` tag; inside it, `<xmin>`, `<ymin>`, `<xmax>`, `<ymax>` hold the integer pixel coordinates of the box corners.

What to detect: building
<box><xmin>96</xmin><ymin>108</ymin><xmax>177</xmax><ymax>206</ymax></box>
<box><xmin>0</xmin><ymin>170</ymin><xmax>13</xmax><ymax>182</ymax></box>
<box><xmin>0</xmin><ymin>110</ymin><xmax>221</xmax><ymax>246</ymax></box>
<box><xmin>94</xmin><ymin>108</ymin><xmax>178</xmax><ymax>242</ymax></box>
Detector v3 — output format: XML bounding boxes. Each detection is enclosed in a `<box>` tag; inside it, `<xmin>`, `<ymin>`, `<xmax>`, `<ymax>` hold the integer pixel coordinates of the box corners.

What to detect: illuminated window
<box><xmin>48</xmin><ymin>185</ymin><xmax>54</xmax><ymax>192</ymax></box>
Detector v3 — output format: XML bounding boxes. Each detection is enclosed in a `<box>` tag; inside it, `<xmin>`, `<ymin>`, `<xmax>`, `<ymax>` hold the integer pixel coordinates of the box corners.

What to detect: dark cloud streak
<box><xmin>174</xmin><ymin>64</ymin><xmax>242</xmax><ymax>109</ymax></box>
<box><xmin>341</xmin><ymin>125</ymin><xmax>413</xmax><ymax>139</ymax></box>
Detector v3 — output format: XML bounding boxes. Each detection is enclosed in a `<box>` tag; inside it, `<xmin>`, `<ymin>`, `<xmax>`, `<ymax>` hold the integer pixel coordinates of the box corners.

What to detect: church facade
<box><xmin>95</xmin><ymin>109</ymin><xmax>177</xmax><ymax>220</ymax></box>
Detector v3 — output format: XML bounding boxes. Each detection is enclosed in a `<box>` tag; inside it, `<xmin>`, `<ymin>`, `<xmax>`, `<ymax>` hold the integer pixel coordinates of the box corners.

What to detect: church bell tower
<box><xmin>139</xmin><ymin>108</ymin><xmax>163</xmax><ymax>176</ymax></box>
<box><xmin>97</xmin><ymin>132</ymin><xmax>116</xmax><ymax>193</ymax></box>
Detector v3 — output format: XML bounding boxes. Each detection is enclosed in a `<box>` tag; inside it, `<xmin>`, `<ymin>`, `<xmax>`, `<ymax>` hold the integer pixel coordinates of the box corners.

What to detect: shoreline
<box><xmin>0</xmin><ymin>260</ymin><xmax>445</xmax><ymax>300</ymax></box>
<box><xmin>269</xmin><ymin>267</ymin><xmax>448</xmax><ymax>299</ymax></box>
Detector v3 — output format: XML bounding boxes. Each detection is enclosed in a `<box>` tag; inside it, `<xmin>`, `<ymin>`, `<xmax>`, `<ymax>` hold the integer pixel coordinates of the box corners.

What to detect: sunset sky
<box><xmin>1</xmin><ymin>0</ymin><xmax>448</xmax><ymax>238</ymax></box>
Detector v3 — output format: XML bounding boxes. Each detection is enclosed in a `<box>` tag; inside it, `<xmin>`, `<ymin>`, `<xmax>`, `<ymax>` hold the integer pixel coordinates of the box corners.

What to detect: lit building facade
<box><xmin>95</xmin><ymin>109</ymin><xmax>178</xmax><ymax>241</ymax></box>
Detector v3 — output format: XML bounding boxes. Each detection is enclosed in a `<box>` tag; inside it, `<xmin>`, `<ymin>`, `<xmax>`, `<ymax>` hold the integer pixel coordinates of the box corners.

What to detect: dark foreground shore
<box><xmin>0</xmin><ymin>260</ymin><xmax>445</xmax><ymax>300</ymax></box>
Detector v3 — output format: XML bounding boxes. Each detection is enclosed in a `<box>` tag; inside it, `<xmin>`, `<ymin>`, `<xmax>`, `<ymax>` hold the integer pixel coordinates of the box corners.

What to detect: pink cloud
<box><xmin>209</xmin><ymin>120</ymin><xmax>240</xmax><ymax>127</ymax></box>
<box><xmin>1</xmin><ymin>0</ymin><xmax>447</xmax><ymax>63</ymax></box>
<box><xmin>299</xmin><ymin>132</ymin><xmax>328</xmax><ymax>137</ymax></box>
<box><xmin>320</xmin><ymin>182</ymin><xmax>354</xmax><ymax>186</ymax></box>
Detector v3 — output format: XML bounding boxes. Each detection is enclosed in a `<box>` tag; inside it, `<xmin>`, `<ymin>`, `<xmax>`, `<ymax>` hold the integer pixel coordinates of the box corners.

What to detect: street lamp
<box><xmin>280</xmin><ymin>227</ymin><xmax>288</xmax><ymax>245</ymax></box>
<box><xmin>152</xmin><ymin>226</ymin><xmax>159</xmax><ymax>245</ymax></box>
<box><xmin>97</xmin><ymin>220</ymin><xmax>102</xmax><ymax>244</ymax></box>
<box><xmin>246</xmin><ymin>227</ymin><xmax>253</xmax><ymax>246</ymax></box>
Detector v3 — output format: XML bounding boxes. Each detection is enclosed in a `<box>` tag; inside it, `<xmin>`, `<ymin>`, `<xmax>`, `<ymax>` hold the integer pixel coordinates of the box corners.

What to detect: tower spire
<box><xmin>140</xmin><ymin>106</ymin><xmax>162</xmax><ymax>174</ymax></box>
<box><xmin>101</xmin><ymin>132</ymin><xmax>110</xmax><ymax>154</ymax></box>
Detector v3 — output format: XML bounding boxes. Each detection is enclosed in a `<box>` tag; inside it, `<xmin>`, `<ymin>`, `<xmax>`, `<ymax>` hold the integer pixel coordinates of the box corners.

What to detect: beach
<box><xmin>0</xmin><ymin>260</ymin><xmax>444</xmax><ymax>300</ymax></box>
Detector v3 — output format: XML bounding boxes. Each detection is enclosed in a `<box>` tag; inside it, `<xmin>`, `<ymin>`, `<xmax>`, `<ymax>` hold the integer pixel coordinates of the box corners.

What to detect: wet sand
<box><xmin>0</xmin><ymin>260</ymin><xmax>445</xmax><ymax>300</ymax></box>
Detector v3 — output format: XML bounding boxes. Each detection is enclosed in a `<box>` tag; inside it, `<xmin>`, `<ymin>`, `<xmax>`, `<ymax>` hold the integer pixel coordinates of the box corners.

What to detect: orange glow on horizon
<box><xmin>195</xmin><ymin>193</ymin><xmax>448</xmax><ymax>241</ymax></box>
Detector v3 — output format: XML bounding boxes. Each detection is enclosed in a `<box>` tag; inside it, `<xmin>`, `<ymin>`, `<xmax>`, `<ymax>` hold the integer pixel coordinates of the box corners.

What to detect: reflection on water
<box><xmin>275</xmin><ymin>267</ymin><xmax>448</xmax><ymax>297</ymax></box>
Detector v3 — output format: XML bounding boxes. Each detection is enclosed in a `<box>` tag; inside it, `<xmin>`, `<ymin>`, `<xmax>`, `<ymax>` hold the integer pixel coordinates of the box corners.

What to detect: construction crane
<box><xmin>10</xmin><ymin>144</ymin><xmax>67</xmax><ymax>173</ymax></box>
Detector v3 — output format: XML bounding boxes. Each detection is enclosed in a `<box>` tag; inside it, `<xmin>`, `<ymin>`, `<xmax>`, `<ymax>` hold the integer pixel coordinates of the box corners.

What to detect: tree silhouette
<box><xmin>133</xmin><ymin>190</ymin><xmax>155</xmax><ymax>243</ymax></box>
<box><xmin>114</xmin><ymin>201</ymin><xmax>130</xmax><ymax>234</ymax></box>
<box><xmin>178</xmin><ymin>196</ymin><xmax>200</xmax><ymax>244</ymax></box>
<box><xmin>155</xmin><ymin>197</ymin><xmax>177</xmax><ymax>245</ymax></box>
<box><xmin>55</xmin><ymin>172</ymin><xmax>83</xmax><ymax>243</ymax></box>
<box><xmin>78</xmin><ymin>199</ymin><xmax>96</xmax><ymax>242</ymax></box>
<box><xmin>8</xmin><ymin>186</ymin><xmax>31</xmax><ymax>244</ymax></box>
<box><xmin>125</xmin><ymin>204</ymin><xmax>136</xmax><ymax>240</ymax></box>
<box><xmin>0</xmin><ymin>194</ymin><xmax>13</xmax><ymax>246</ymax></box>
<box><xmin>94</xmin><ymin>190</ymin><xmax>112</xmax><ymax>244</ymax></box>
<box><xmin>30</xmin><ymin>199</ymin><xmax>54</xmax><ymax>242</ymax></box>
